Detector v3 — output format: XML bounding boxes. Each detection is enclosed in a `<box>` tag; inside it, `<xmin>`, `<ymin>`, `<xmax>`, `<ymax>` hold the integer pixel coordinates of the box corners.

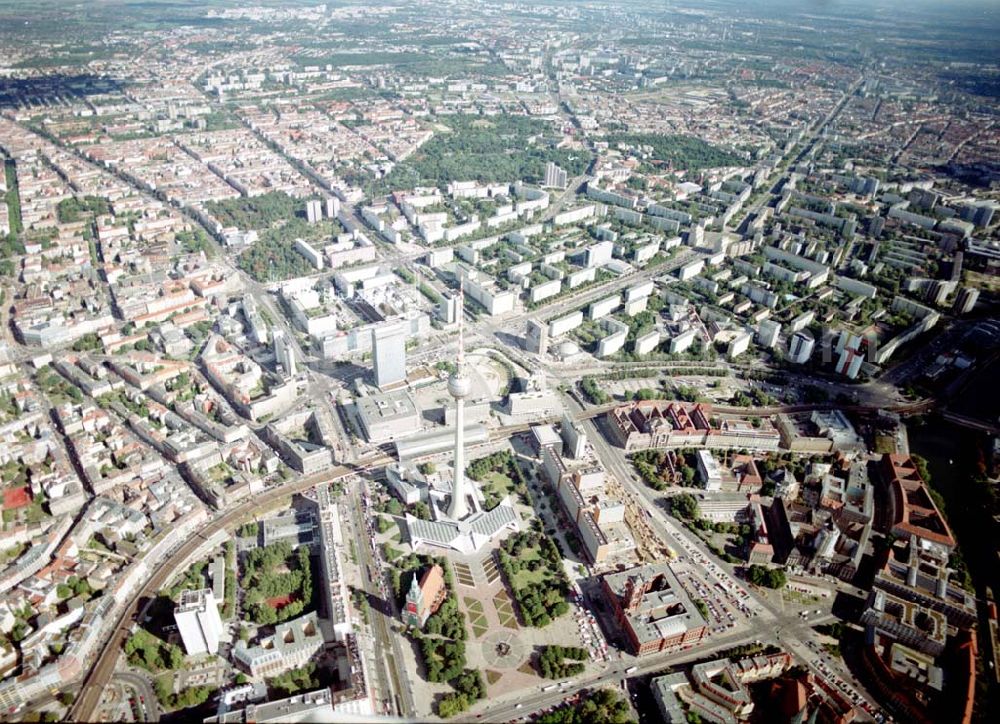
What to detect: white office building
<box><xmin>325</xmin><ymin>197</ymin><xmax>340</xmax><ymax>218</ymax></box>
<box><xmin>174</xmin><ymin>588</ymin><xmax>224</xmax><ymax>656</ymax></box>
<box><xmin>727</xmin><ymin>331</ymin><xmax>753</xmax><ymax>359</ymax></box>
<box><xmin>525</xmin><ymin>318</ymin><xmax>548</xmax><ymax>354</ymax></box>
<box><xmin>439</xmin><ymin>294</ymin><xmax>460</xmax><ymax>324</ymax></box>
<box><xmin>371</xmin><ymin>322</ymin><xmax>407</xmax><ymax>388</ymax></box>
<box><xmin>696</xmin><ymin>450</ymin><xmax>723</xmax><ymax>492</ymax></box>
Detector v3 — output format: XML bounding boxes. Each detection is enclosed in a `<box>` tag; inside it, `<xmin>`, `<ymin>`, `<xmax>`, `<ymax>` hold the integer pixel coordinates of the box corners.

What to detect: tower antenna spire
<box><xmin>457</xmin><ymin>280</ymin><xmax>465</xmax><ymax>370</ymax></box>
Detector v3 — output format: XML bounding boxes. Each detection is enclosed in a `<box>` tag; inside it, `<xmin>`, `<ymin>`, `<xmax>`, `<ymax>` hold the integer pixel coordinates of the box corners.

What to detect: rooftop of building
<box><xmin>604</xmin><ymin>562</ymin><xmax>707</xmax><ymax>645</ymax></box>
<box><xmin>355</xmin><ymin>390</ymin><xmax>419</xmax><ymax>423</ymax></box>
<box><xmin>176</xmin><ymin>587</ymin><xmax>214</xmax><ymax>612</ymax></box>
<box><xmin>408</xmin><ymin>502</ymin><xmax>519</xmax><ymax>554</ymax></box>
<box><xmin>880</xmin><ymin>454</ymin><xmax>956</xmax><ymax>549</ymax></box>
<box><xmin>232</xmin><ymin>611</ymin><xmax>324</xmax><ymax>666</ymax></box>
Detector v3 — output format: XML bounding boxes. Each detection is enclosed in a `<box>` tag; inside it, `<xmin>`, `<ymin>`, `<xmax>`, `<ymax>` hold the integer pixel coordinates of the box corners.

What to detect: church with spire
<box><xmin>403</xmin><ymin>564</ymin><xmax>447</xmax><ymax>628</ymax></box>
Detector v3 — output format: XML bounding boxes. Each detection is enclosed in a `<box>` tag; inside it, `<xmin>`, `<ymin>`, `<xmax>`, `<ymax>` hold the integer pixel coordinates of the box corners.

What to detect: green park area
<box><xmin>237</xmin><ymin>215</ymin><xmax>345</xmax><ymax>281</ymax></box>
<box><xmin>580</xmin><ymin>376</ymin><xmax>611</xmax><ymax>405</ymax></box>
<box><xmin>536</xmin><ymin>688</ymin><xmax>633</xmax><ymax>724</ymax></box>
<box><xmin>387</xmin><ymin>554</ymin><xmax>490</xmax><ymax>718</ymax></box>
<box><xmin>667</xmin><ymin>492</ymin><xmax>754</xmax><ymax>565</ymax></box>
<box><xmin>3</xmin><ymin>161</ymin><xmax>22</xmax><ymax>237</ymax></box>
<box><xmin>204</xmin><ymin>191</ymin><xmax>308</xmax><ymax>230</ymax></box>
<box><xmin>124</xmin><ymin>631</ymin><xmax>213</xmax><ymax>711</ymax></box>
<box><xmin>35</xmin><ymin>366</ymin><xmax>84</xmax><ymax>405</ymax></box>
<box><xmin>1</xmin><ymin>459</ymin><xmax>49</xmax><ymax>526</ymax></box>
<box><xmin>496</xmin><ymin>530</ymin><xmax>571</xmax><ymax>627</ymax></box>
<box><xmin>466</xmin><ymin>450</ymin><xmax>527</xmax><ymax>510</ymax></box>
<box><xmin>747</xmin><ymin>563</ymin><xmax>787</xmax><ymax>589</ymax></box>
<box><xmin>267</xmin><ymin>662</ymin><xmax>331</xmax><ymax>698</ymax></box>
<box><xmin>379</xmin><ymin>114</ymin><xmax>592</xmax><ymax>190</ymax></box>
<box><xmin>214</xmin><ymin>190</ymin><xmax>346</xmax><ymax>281</ymax></box>
<box><xmin>242</xmin><ymin>541</ymin><xmax>315</xmax><ymax>624</ymax></box>
<box><xmin>605</xmin><ymin>132</ymin><xmax>744</xmax><ymax>171</ymax></box>
<box><xmin>537</xmin><ymin>645</ymin><xmax>588</xmax><ymax>679</ymax></box>
<box><xmin>56</xmin><ymin>195</ymin><xmax>109</xmax><ymax>223</ymax></box>
<box><xmin>630</xmin><ymin>449</ymin><xmax>697</xmax><ymax>490</ymax></box>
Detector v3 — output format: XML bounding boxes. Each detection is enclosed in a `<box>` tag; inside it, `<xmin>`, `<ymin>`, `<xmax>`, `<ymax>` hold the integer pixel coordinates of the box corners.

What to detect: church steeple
<box><xmin>407</xmin><ymin>573</ymin><xmax>422</xmax><ymax>603</ymax></box>
<box><xmin>404</xmin><ymin>573</ymin><xmax>423</xmax><ymax>627</ymax></box>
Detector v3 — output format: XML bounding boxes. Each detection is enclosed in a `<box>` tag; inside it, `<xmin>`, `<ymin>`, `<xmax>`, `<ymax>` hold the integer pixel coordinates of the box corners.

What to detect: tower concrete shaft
<box><xmin>448</xmin><ymin>391</ymin><xmax>468</xmax><ymax>519</ymax></box>
<box><xmin>447</xmin><ymin>283</ymin><xmax>471</xmax><ymax>520</ymax></box>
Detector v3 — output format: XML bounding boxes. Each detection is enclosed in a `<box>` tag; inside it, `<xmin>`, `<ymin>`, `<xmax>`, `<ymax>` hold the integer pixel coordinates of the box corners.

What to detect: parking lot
<box><xmin>672</xmin><ymin>563</ymin><xmax>753</xmax><ymax>634</ymax></box>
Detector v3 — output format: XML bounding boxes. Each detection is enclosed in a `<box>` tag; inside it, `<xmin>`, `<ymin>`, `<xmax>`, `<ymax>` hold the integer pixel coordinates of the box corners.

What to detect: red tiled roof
<box><xmin>880</xmin><ymin>454</ymin><xmax>955</xmax><ymax>548</ymax></box>
<box><xmin>419</xmin><ymin>564</ymin><xmax>446</xmax><ymax>611</ymax></box>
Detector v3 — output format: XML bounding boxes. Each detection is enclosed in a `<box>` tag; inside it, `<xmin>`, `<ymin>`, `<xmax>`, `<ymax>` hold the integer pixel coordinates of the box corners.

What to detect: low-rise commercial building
<box><xmin>354</xmin><ymin>390</ymin><xmax>422</xmax><ymax>443</ymax></box>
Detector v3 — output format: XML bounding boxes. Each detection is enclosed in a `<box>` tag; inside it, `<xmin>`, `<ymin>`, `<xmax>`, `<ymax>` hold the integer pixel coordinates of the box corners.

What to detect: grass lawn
<box><xmin>508</xmin><ymin>548</ymin><xmax>549</xmax><ymax>589</ymax></box>
<box><xmin>485</xmin><ymin>669</ymin><xmax>503</xmax><ymax>685</ymax></box>
<box><xmin>153</xmin><ymin>672</ymin><xmax>174</xmax><ymax>709</ymax></box>
<box><xmin>470</xmin><ymin>616</ymin><xmax>488</xmax><ymax>637</ymax></box>
<box><xmin>480</xmin><ymin>471</ymin><xmax>515</xmax><ymax>510</ymax></box>
<box><xmin>462</xmin><ymin>598</ymin><xmax>488</xmax><ymax>636</ymax></box>
<box><xmin>873</xmin><ymin>434</ymin><xmax>896</xmax><ymax>454</ymax></box>
<box><xmin>493</xmin><ymin>593</ymin><xmax>518</xmax><ymax>629</ymax></box>
<box><xmin>482</xmin><ymin>471</ymin><xmax>514</xmax><ymax>495</ymax></box>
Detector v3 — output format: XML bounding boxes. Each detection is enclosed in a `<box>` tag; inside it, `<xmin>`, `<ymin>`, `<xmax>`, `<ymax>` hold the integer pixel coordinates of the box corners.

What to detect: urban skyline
<box><xmin>0</xmin><ymin>1</ymin><xmax>996</xmax><ymax>723</ymax></box>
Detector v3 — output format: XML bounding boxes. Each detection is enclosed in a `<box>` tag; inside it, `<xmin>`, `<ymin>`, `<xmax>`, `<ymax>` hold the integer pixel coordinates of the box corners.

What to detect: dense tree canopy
<box><xmin>538</xmin><ymin>645</ymin><xmax>588</xmax><ymax>679</ymax></box>
<box><xmin>747</xmin><ymin>564</ymin><xmax>787</xmax><ymax>589</ymax></box>
<box><xmin>606</xmin><ymin>133</ymin><xmax>744</xmax><ymax>170</ymax></box>
<box><xmin>381</xmin><ymin>114</ymin><xmax>591</xmax><ymax>190</ymax></box>
<box><xmin>535</xmin><ymin>688</ymin><xmax>634</xmax><ymax>724</ymax></box>
<box><xmin>205</xmin><ymin>191</ymin><xmax>307</xmax><ymax>230</ymax></box>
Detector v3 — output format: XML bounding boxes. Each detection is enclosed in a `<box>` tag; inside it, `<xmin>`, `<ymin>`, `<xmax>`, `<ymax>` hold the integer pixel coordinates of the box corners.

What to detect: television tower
<box><xmin>447</xmin><ymin>284</ymin><xmax>471</xmax><ymax>520</ymax></box>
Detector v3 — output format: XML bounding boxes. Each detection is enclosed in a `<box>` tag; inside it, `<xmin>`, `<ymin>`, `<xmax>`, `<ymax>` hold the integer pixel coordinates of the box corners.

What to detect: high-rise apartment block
<box><xmin>439</xmin><ymin>294</ymin><xmax>460</xmax><ymax>324</ymax></box>
<box><xmin>306</xmin><ymin>199</ymin><xmax>323</xmax><ymax>224</ymax></box>
<box><xmin>544</xmin><ymin>161</ymin><xmax>568</xmax><ymax>190</ymax></box>
<box><xmin>953</xmin><ymin>287</ymin><xmax>980</xmax><ymax>315</ymax></box>
<box><xmin>273</xmin><ymin>329</ymin><xmax>296</xmax><ymax>377</ymax></box>
<box><xmin>788</xmin><ymin>330</ymin><xmax>816</xmax><ymax>364</ymax></box>
<box><xmin>757</xmin><ymin>319</ymin><xmax>781</xmax><ymax>349</ymax></box>
<box><xmin>525</xmin><ymin>318</ymin><xmax>548</xmax><ymax>354</ymax></box>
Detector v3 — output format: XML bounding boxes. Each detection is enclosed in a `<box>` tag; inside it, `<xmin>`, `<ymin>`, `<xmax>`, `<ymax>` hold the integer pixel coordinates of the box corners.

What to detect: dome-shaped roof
<box><xmin>557</xmin><ymin>340</ymin><xmax>580</xmax><ymax>358</ymax></box>
<box><xmin>448</xmin><ymin>373</ymin><xmax>471</xmax><ymax>399</ymax></box>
